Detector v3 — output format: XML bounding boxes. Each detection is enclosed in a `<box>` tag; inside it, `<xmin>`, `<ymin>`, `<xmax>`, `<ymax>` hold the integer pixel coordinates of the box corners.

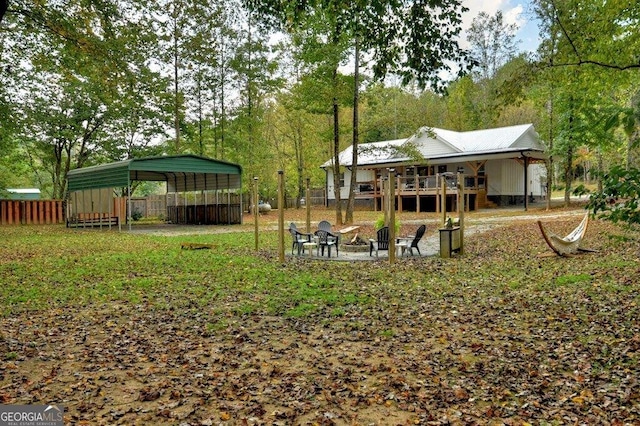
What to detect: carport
<box><xmin>66</xmin><ymin>154</ymin><xmax>243</xmax><ymax>230</ymax></box>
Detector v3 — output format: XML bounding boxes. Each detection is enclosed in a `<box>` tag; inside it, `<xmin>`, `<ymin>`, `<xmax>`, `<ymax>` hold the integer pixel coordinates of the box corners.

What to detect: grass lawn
<box><xmin>1</xmin><ymin>204</ymin><xmax>639</xmax><ymax>425</ymax></box>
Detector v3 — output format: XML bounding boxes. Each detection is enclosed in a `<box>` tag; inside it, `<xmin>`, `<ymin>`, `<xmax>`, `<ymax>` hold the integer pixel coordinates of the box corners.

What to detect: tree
<box><xmin>247</xmin><ymin>0</ymin><xmax>470</xmax><ymax>224</ymax></box>
<box><xmin>586</xmin><ymin>165</ymin><xmax>640</xmax><ymax>226</ymax></box>
<box><xmin>0</xmin><ymin>0</ymin><xmax>7</xmax><ymax>24</ymax></box>
<box><xmin>532</xmin><ymin>0</ymin><xmax>640</xmax><ymax>208</ymax></box>
<box><xmin>536</xmin><ymin>0</ymin><xmax>640</xmax><ymax>71</ymax></box>
<box><xmin>2</xmin><ymin>0</ymin><xmax>173</xmax><ymax>197</ymax></box>
<box><xmin>467</xmin><ymin>11</ymin><xmax>519</xmax><ymax>81</ymax></box>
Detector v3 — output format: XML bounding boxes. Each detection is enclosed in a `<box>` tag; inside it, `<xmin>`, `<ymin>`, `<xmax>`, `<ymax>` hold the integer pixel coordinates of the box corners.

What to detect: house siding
<box><xmin>493</xmin><ymin>160</ymin><xmax>545</xmax><ymax>196</ymax></box>
<box><xmin>414</xmin><ymin>136</ymin><xmax>459</xmax><ymax>157</ymax></box>
<box><xmin>322</xmin><ymin>124</ymin><xmax>547</xmax><ymax>211</ymax></box>
<box><xmin>327</xmin><ymin>169</ymin><xmax>375</xmax><ymax>200</ymax></box>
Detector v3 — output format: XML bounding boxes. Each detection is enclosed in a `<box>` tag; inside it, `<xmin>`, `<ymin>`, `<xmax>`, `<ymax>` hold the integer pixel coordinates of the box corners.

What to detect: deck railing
<box><xmin>353</xmin><ymin>174</ymin><xmax>486</xmax><ymax>196</ymax></box>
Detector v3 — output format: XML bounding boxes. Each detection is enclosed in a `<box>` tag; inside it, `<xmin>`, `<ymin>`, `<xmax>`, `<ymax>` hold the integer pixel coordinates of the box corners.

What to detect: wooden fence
<box><xmin>0</xmin><ymin>200</ymin><xmax>65</xmax><ymax>225</ymax></box>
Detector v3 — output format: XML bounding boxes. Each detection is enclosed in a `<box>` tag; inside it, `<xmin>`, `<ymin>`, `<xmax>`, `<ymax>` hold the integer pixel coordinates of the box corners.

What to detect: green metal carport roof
<box><xmin>67</xmin><ymin>154</ymin><xmax>243</xmax><ymax>192</ymax></box>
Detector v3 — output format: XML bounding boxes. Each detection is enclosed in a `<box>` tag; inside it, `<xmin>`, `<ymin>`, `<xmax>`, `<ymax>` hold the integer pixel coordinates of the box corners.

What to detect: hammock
<box><xmin>537</xmin><ymin>212</ymin><xmax>591</xmax><ymax>256</ymax></box>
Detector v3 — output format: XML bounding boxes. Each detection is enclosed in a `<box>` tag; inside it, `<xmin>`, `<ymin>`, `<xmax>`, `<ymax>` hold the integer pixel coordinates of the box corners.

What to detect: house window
<box><xmin>339</xmin><ymin>173</ymin><xmax>345</xmax><ymax>188</ymax></box>
<box><xmin>438</xmin><ymin>165</ymin><xmax>448</xmax><ymax>174</ymax></box>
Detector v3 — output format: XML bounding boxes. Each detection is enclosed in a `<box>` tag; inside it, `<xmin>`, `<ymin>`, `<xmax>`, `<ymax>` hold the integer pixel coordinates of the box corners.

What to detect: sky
<box><xmin>461</xmin><ymin>0</ymin><xmax>541</xmax><ymax>53</ymax></box>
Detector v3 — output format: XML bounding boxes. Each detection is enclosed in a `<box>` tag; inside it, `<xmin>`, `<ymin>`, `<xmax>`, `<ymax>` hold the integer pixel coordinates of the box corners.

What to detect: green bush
<box><xmin>586</xmin><ymin>166</ymin><xmax>640</xmax><ymax>226</ymax></box>
<box><xmin>374</xmin><ymin>215</ymin><xmax>400</xmax><ymax>233</ymax></box>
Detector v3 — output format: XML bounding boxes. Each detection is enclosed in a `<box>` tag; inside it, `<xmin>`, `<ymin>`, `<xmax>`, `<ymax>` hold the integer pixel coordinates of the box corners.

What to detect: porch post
<box><xmin>415</xmin><ymin>173</ymin><xmax>420</xmax><ymax>212</ymax></box>
<box><xmin>397</xmin><ymin>173</ymin><xmax>402</xmax><ymax>213</ymax></box>
<box><xmin>389</xmin><ymin>168</ymin><xmax>396</xmax><ymax>265</ymax></box>
<box><xmin>440</xmin><ymin>176</ymin><xmax>447</xmax><ymax>226</ymax></box>
<box><xmin>524</xmin><ymin>155</ymin><xmax>529</xmax><ymax>211</ymax></box>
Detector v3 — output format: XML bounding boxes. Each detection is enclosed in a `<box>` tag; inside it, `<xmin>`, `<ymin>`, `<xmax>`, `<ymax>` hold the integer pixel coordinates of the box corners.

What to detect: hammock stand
<box><xmin>537</xmin><ymin>212</ymin><xmax>594</xmax><ymax>256</ymax></box>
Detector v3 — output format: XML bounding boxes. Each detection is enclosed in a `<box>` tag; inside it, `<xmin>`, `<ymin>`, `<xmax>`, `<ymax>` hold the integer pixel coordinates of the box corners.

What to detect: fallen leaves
<box><xmin>1</xmin><ymin>215</ymin><xmax>639</xmax><ymax>424</ymax></box>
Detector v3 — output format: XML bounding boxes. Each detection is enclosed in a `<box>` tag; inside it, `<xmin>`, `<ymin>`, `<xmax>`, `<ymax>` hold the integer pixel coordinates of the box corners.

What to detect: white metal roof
<box><xmin>7</xmin><ymin>188</ymin><xmax>41</xmax><ymax>194</ymax></box>
<box><xmin>322</xmin><ymin>124</ymin><xmax>545</xmax><ymax>168</ymax></box>
<box><xmin>321</xmin><ymin>138</ymin><xmax>406</xmax><ymax>168</ymax></box>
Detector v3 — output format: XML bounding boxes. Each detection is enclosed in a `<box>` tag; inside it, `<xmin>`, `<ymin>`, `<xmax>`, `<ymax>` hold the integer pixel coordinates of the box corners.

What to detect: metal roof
<box><xmin>67</xmin><ymin>154</ymin><xmax>242</xmax><ymax>192</ymax></box>
<box><xmin>323</xmin><ymin>124</ymin><xmax>547</xmax><ymax>168</ymax></box>
<box><xmin>321</xmin><ymin>139</ymin><xmax>406</xmax><ymax>168</ymax></box>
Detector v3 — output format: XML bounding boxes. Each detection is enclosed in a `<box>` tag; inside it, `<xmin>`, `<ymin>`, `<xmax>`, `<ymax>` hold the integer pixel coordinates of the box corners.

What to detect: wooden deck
<box><xmin>352</xmin><ymin>174</ymin><xmax>492</xmax><ymax>212</ymax></box>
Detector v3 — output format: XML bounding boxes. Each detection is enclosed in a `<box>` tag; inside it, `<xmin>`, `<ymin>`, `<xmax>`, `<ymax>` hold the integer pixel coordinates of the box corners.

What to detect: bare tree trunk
<box><xmin>564</xmin><ymin>105</ymin><xmax>574</xmax><ymax>207</ymax></box>
<box><xmin>345</xmin><ymin>35</ymin><xmax>360</xmax><ymax>224</ymax></box>
<box><xmin>0</xmin><ymin>0</ymin><xmax>8</xmax><ymax>24</ymax></box>
<box><xmin>294</xmin><ymin>115</ymin><xmax>304</xmax><ymax>209</ymax></box>
<box><xmin>332</xmin><ymin>69</ymin><xmax>343</xmax><ymax>225</ymax></box>
<box><xmin>546</xmin><ymin>98</ymin><xmax>553</xmax><ymax>211</ymax></box>
<box><xmin>597</xmin><ymin>151</ymin><xmax>603</xmax><ymax>192</ymax></box>
<box><xmin>173</xmin><ymin>9</ymin><xmax>180</xmax><ymax>152</ymax></box>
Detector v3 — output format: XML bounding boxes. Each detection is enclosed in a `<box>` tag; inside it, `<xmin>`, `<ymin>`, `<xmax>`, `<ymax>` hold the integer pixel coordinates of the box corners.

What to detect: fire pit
<box><xmin>340</xmin><ymin>233</ymin><xmax>369</xmax><ymax>252</ymax></box>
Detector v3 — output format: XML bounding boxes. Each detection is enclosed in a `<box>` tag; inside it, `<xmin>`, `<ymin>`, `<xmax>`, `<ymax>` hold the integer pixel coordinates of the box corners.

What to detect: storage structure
<box><xmin>439</xmin><ymin>226</ymin><xmax>461</xmax><ymax>258</ymax></box>
<box><xmin>322</xmin><ymin>124</ymin><xmax>548</xmax><ymax>212</ymax></box>
<box><xmin>66</xmin><ymin>154</ymin><xmax>243</xmax><ymax>230</ymax></box>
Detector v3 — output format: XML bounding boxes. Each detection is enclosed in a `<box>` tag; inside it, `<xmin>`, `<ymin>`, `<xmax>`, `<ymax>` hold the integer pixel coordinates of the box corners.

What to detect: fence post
<box><xmin>278</xmin><ymin>170</ymin><xmax>285</xmax><ymax>263</ymax></box>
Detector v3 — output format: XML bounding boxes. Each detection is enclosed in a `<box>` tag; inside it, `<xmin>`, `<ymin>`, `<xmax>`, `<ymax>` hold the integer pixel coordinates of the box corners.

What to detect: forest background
<box><xmin>0</xmin><ymin>0</ymin><xmax>639</xmax><ymax>224</ymax></box>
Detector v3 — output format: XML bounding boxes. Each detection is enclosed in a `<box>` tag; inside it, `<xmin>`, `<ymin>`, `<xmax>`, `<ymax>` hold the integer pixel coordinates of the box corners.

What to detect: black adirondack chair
<box><xmin>403</xmin><ymin>224</ymin><xmax>426</xmax><ymax>256</ymax></box>
<box><xmin>369</xmin><ymin>226</ymin><xmax>389</xmax><ymax>257</ymax></box>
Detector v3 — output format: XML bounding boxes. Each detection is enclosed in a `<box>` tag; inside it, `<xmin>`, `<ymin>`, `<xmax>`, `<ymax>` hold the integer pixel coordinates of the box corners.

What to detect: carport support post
<box><xmin>253</xmin><ymin>176</ymin><xmax>259</xmax><ymax>251</ymax></box>
<box><xmin>305</xmin><ymin>178</ymin><xmax>311</xmax><ymax>233</ymax></box>
<box><xmin>128</xmin><ymin>180</ymin><xmax>132</xmax><ymax>231</ymax></box>
<box><xmin>278</xmin><ymin>170</ymin><xmax>285</xmax><ymax>263</ymax></box>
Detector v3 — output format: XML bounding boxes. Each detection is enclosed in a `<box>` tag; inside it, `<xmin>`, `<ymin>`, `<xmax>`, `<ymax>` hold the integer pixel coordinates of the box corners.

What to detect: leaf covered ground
<box><xmin>1</xmin><ymin>208</ymin><xmax>639</xmax><ymax>425</ymax></box>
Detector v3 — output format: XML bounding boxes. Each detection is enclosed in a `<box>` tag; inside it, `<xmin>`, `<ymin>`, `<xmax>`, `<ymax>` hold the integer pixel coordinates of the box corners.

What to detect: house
<box><xmin>5</xmin><ymin>188</ymin><xmax>41</xmax><ymax>200</ymax></box>
<box><xmin>321</xmin><ymin>123</ymin><xmax>548</xmax><ymax>212</ymax></box>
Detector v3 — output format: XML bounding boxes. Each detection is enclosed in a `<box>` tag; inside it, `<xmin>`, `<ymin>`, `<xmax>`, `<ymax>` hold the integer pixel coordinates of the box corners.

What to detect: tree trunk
<box><xmin>564</xmin><ymin>105</ymin><xmax>574</xmax><ymax>207</ymax></box>
<box><xmin>345</xmin><ymin>35</ymin><xmax>360</xmax><ymax>224</ymax></box>
<box><xmin>597</xmin><ymin>151</ymin><xmax>603</xmax><ymax>192</ymax></box>
<box><xmin>295</xmin><ymin>119</ymin><xmax>304</xmax><ymax>209</ymax></box>
<box><xmin>546</xmin><ymin>98</ymin><xmax>553</xmax><ymax>211</ymax></box>
<box><xmin>0</xmin><ymin>0</ymin><xmax>7</xmax><ymax>24</ymax></box>
<box><xmin>332</xmin><ymin>69</ymin><xmax>343</xmax><ymax>225</ymax></box>
<box><xmin>173</xmin><ymin>12</ymin><xmax>180</xmax><ymax>152</ymax></box>
<box><xmin>564</xmin><ymin>143</ymin><xmax>573</xmax><ymax>207</ymax></box>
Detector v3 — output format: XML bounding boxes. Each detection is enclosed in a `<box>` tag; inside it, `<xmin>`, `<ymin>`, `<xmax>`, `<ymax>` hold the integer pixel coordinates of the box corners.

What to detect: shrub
<box><xmin>374</xmin><ymin>215</ymin><xmax>400</xmax><ymax>233</ymax></box>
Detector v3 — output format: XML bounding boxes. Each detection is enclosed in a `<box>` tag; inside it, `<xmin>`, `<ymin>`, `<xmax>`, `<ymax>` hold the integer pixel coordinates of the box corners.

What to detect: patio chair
<box><xmin>398</xmin><ymin>224</ymin><xmax>426</xmax><ymax>256</ymax></box>
<box><xmin>289</xmin><ymin>223</ymin><xmax>313</xmax><ymax>255</ymax></box>
<box><xmin>315</xmin><ymin>229</ymin><xmax>338</xmax><ymax>258</ymax></box>
<box><xmin>369</xmin><ymin>226</ymin><xmax>389</xmax><ymax>257</ymax></box>
<box><xmin>318</xmin><ymin>220</ymin><xmax>341</xmax><ymax>246</ymax></box>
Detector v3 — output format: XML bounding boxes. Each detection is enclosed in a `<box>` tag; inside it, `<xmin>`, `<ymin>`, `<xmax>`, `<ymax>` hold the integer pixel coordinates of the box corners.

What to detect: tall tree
<box><xmin>466</xmin><ymin>11</ymin><xmax>519</xmax><ymax>127</ymax></box>
<box><xmin>533</xmin><ymin>0</ymin><xmax>640</xmax><ymax>206</ymax></box>
<box><xmin>247</xmin><ymin>0</ymin><xmax>470</xmax><ymax>223</ymax></box>
<box><xmin>467</xmin><ymin>11</ymin><xmax>519</xmax><ymax>81</ymax></box>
